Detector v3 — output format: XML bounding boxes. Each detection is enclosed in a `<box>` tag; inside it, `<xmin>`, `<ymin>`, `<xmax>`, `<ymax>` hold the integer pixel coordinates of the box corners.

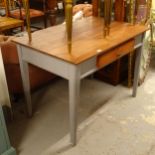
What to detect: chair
<box><xmin>4</xmin><ymin>0</ymin><xmax>47</xmax><ymax>30</ymax></box>
<box><xmin>45</xmin><ymin>0</ymin><xmax>58</xmax><ymax>25</ymax></box>
<box><xmin>0</xmin><ymin>0</ymin><xmax>4</xmax><ymax>7</ymax></box>
<box><xmin>0</xmin><ymin>0</ymin><xmax>24</xmax><ymax>34</ymax></box>
<box><xmin>29</xmin><ymin>0</ymin><xmax>58</xmax><ymax>26</ymax></box>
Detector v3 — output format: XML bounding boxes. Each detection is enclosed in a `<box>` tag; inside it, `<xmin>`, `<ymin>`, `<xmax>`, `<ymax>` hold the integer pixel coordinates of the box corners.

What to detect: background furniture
<box><xmin>30</xmin><ymin>0</ymin><xmax>58</xmax><ymax>26</ymax></box>
<box><xmin>0</xmin><ymin>0</ymin><xmax>24</xmax><ymax>34</ymax></box>
<box><xmin>3</xmin><ymin>0</ymin><xmax>46</xmax><ymax>29</ymax></box>
<box><xmin>0</xmin><ymin>17</ymin><xmax>23</xmax><ymax>34</ymax></box>
<box><xmin>0</xmin><ymin>106</ymin><xmax>16</xmax><ymax>155</ymax></box>
<box><xmin>95</xmin><ymin>55</ymin><xmax>130</xmax><ymax>85</ymax></box>
<box><xmin>0</xmin><ymin>36</ymin><xmax>55</xmax><ymax>94</ymax></box>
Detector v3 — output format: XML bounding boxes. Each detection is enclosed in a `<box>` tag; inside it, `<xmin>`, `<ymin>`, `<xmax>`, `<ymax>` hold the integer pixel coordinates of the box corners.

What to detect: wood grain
<box><xmin>96</xmin><ymin>39</ymin><xmax>134</xmax><ymax>68</ymax></box>
<box><xmin>13</xmin><ymin>17</ymin><xmax>148</xmax><ymax>64</ymax></box>
<box><xmin>0</xmin><ymin>17</ymin><xmax>23</xmax><ymax>32</ymax></box>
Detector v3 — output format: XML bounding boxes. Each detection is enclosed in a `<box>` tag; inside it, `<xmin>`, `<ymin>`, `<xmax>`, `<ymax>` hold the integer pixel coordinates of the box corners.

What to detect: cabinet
<box><xmin>0</xmin><ymin>107</ymin><xmax>16</xmax><ymax>155</ymax></box>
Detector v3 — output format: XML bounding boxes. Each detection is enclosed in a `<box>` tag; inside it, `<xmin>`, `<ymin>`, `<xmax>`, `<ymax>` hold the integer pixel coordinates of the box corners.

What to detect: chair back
<box><xmin>0</xmin><ymin>0</ymin><xmax>5</xmax><ymax>7</ymax></box>
<box><xmin>2</xmin><ymin>0</ymin><xmax>17</xmax><ymax>16</ymax></box>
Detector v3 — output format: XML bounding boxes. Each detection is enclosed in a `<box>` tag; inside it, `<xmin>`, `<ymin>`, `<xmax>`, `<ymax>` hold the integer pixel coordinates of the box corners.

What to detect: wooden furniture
<box><xmin>114</xmin><ymin>0</ymin><xmax>126</xmax><ymax>21</ymax></box>
<box><xmin>13</xmin><ymin>17</ymin><xmax>148</xmax><ymax>145</ymax></box>
<box><xmin>0</xmin><ymin>0</ymin><xmax>5</xmax><ymax>7</ymax></box>
<box><xmin>4</xmin><ymin>0</ymin><xmax>46</xmax><ymax>29</ymax></box>
<box><xmin>95</xmin><ymin>55</ymin><xmax>130</xmax><ymax>85</ymax></box>
<box><xmin>92</xmin><ymin>0</ymin><xmax>98</xmax><ymax>16</ymax></box>
<box><xmin>30</xmin><ymin>0</ymin><xmax>58</xmax><ymax>26</ymax></box>
<box><xmin>0</xmin><ymin>17</ymin><xmax>23</xmax><ymax>33</ymax></box>
<box><xmin>0</xmin><ymin>106</ymin><xmax>16</xmax><ymax>155</ymax></box>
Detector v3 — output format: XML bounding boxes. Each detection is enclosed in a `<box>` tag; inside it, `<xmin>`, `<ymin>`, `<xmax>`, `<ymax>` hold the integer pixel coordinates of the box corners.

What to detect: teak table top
<box><xmin>13</xmin><ymin>17</ymin><xmax>148</xmax><ymax>64</ymax></box>
<box><xmin>0</xmin><ymin>17</ymin><xmax>23</xmax><ymax>32</ymax></box>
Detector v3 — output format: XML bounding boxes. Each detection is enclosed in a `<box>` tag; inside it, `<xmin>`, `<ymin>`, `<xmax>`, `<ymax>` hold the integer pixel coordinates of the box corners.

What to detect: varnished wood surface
<box><xmin>97</xmin><ymin>39</ymin><xmax>134</xmax><ymax>68</ymax></box>
<box><xmin>13</xmin><ymin>17</ymin><xmax>148</xmax><ymax>64</ymax></box>
<box><xmin>0</xmin><ymin>17</ymin><xmax>23</xmax><ymax>31</ymax></box>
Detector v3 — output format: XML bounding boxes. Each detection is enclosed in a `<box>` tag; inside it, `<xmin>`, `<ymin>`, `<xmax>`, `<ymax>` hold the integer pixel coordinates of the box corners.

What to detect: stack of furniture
<box><xmin>93</xmin><ymin>0</ymin><xmax>132</xmax><ymax>85</ymax></box>
<box><xmin>93</xmin><ymin>0</ymin><xmax>151</xmax><ymax>86</ymax></box>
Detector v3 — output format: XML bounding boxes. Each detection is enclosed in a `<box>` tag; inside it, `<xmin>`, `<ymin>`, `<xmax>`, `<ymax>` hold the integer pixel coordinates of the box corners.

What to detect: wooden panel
<box><xmin>96</xmin><ymin>39</ymin><xmax>134</xmax><ymax>69</ymax></box>
<box><xmin>114</xmin><ymin>0</ymin><xmax>125</xmax><ymax>21</ymax></box>
<box><xmin>95</xmin><ymin>55</ymin><xmax>129</xmax><ymax>85</ymax></box>
<box><xmin>0</xmin><ymin>17</ymin><xmax>23</xmax><ymax>32</ymax></box>
<box><xmin>97</xmin><ymin>48</ymin><xmax>117</xmax><ymax>68</ymax></box>
<box><xmin>92</xmin><ymin>0</ymin><xmax>98</xmax><ymax>16</ymax></box>
<box><xmin>117</xmin><ymin>39</ymin><xmax>134</xmax><ymax>56</ymax></box>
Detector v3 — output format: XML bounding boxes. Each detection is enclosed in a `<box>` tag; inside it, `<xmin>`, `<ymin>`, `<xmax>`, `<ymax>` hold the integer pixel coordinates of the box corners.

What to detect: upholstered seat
<box><xmin>2</xmin><ymin>0</ymin><xmax>47</xmax><ymax>29</ymax></box>
<box><xmin>10</xmin><ymin>8</ymin><xmax>44</xmax><ymax>20</ymax></box>
<box><xmin>0</xmin><ymin>17</ymin><xmax>23</xmax><ymax>32</ymax></box>
<box><xmin>73</xmin><ymin>4</ymin><xmax>93</xmax><ymax>17</ymax></box>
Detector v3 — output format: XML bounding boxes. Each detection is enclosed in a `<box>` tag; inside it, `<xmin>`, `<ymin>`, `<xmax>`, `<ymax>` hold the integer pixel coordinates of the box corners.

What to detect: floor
<box><xmin>6</xmin><ymin>52</ymin><xmax>155</xmax><ymax>155</ymax></box>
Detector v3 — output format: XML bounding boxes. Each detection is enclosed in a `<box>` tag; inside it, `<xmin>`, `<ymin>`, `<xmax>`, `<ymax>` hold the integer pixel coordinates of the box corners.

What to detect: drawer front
<box><xmin>97</xmin><ymin>39</ymin><xmax>134</xmax><ymax>69</ymax></box>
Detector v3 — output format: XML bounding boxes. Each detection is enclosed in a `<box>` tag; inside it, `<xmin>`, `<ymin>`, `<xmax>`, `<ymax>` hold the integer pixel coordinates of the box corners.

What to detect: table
<box><xmin>0</xmin><ymin>17</ymin><xmax>23</xmax><ymax>33</ymax></box>
<box><xmin>13</xmin><ymin>17</ymin><xmax>148</xmax><ymax>146</ymax></box>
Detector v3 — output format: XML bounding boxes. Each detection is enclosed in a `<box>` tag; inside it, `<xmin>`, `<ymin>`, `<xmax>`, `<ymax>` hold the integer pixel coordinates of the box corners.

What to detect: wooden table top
<box><xmin>0</xmin><ymin>17</ymin><xmax>23</xmax><ymax>32</ymax></box>
<box><xmin>13</xmin><ymin>17</ymin><xmax>148</xmax><ymax>64</ymax></box>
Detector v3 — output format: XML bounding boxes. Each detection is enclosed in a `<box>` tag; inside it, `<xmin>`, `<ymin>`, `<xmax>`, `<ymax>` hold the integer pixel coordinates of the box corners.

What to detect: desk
<box><xmin>0</xmin><ymin>17</ymin><xmax>23</xmax><ymax>33</ymax></box>
<box><xmin>13</xmin><ymin>17</ymin><xmax>148</xmax><ymax>145</ymax></box>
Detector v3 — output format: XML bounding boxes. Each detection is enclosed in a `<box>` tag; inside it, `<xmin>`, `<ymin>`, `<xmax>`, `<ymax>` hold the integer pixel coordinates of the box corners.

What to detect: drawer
<box><xmin>97</xmin><ymin>39</ymin><xmax>134</xmax><ymax>69</ymax></box>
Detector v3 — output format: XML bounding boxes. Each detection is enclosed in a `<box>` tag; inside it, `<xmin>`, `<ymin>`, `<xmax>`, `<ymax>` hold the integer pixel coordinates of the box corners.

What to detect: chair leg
<box><xmin>21</xmin><ymin>24</ymin><xmax>24</xmax><ymax>31</ymax></box>
<box><xmin>128</xmin><ymin>51</ymin><xmax>134</xmax><ymax>88</ymax></box>
<box><xmin>44</xmin><ymin>15</ymin><xmax>47</xmax><ymax>28</ymax></box>
<box><xmin>49</xmin><ymin>9</ymin><xmax>57</xmax><ymax>26</ymax></box>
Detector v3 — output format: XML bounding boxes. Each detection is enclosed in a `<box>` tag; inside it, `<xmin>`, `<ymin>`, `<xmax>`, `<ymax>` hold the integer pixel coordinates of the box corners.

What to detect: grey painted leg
<box><xmin>69</xmin><ymin>65</ymin><xmax>80</xmax><ymax>146</ymax></box>
<box><xmin>132</xmin><ymin>46</ymin><xmax>142</xmax><ymax>97</ymax></box>
<box><xmin>17</xmin><ymin>46</ymin><xmax>32</xmax><ymax>116</ymax></box>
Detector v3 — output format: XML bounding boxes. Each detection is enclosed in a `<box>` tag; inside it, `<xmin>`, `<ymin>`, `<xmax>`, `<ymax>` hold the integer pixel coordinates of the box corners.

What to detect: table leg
<box><xmin>17</xmin><ymin>46</ymin><xmax>32</xmax><ymax>117</ymax></box>
<box><xmin>132</xmin><ymin>46</ymin><xmax>142</xmax><ymax>97</ymax></box>
<box><xmin>69</xmin><ymin>66</ymin><xmax>80</xmax><ymax>146</ymax></box>
<box><xmin>128</xmin><ymin>51</ymin><xmax>134</xmax><ymax>88</ymax></box>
